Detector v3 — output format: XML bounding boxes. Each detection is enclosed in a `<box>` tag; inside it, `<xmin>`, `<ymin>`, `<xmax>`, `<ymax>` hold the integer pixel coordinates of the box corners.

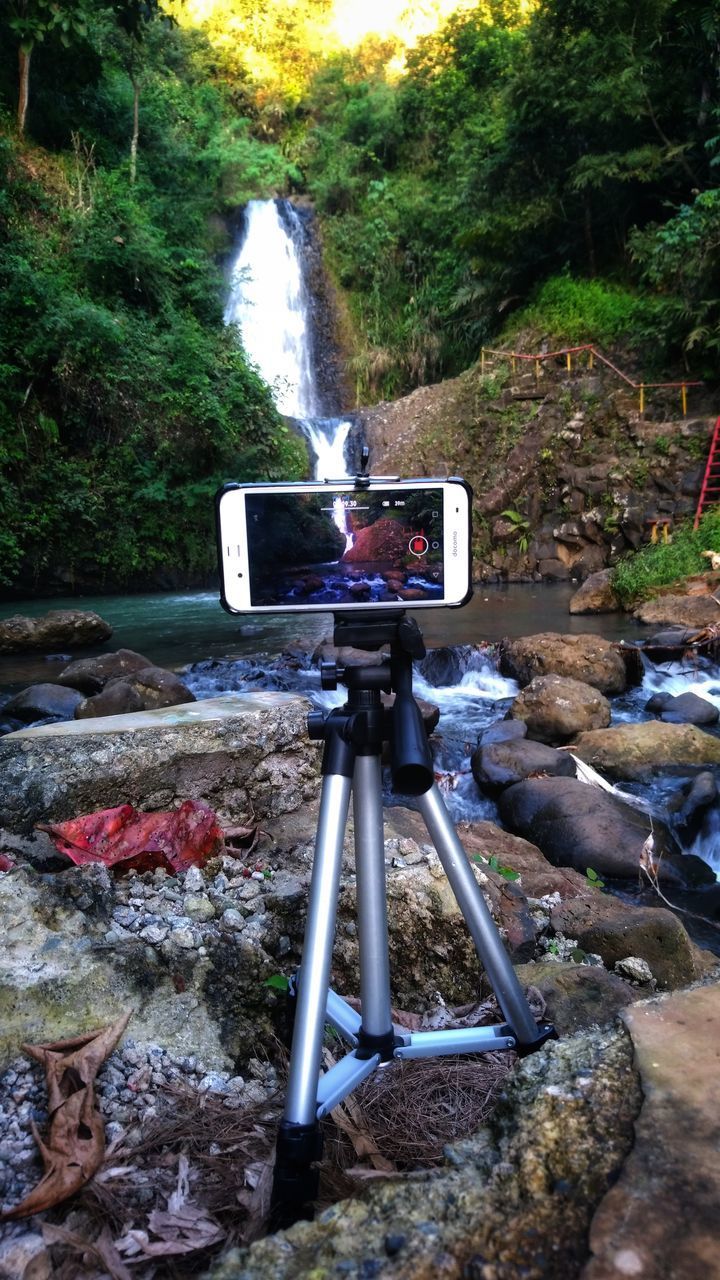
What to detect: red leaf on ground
<box><xmin>0</xmin><ymin>853</ymin><xmax>14</xmax><ymax>872</ymax></box>
<box><xmin>37</xmin><ymin>801</ymin><xmax>222</xmax><ymax>875</ymax></box>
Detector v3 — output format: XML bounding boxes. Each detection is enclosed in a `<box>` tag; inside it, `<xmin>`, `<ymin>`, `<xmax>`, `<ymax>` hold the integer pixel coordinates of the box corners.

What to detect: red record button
<box><xmin>409</xmin><ymin>534</ymin><xmax>429</xmax><ymax>557</ymax></box>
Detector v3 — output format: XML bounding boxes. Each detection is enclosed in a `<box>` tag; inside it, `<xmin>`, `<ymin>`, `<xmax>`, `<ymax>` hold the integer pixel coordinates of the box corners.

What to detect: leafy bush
<box><xmin>503</xmin><ymin>275</ymin><xmax>643</xmax><ymax>347</ymax></box>
<box><xmin>611</xmin><ymin>513</ymin><xmax>720</xmax><ymax>607</ymax></box>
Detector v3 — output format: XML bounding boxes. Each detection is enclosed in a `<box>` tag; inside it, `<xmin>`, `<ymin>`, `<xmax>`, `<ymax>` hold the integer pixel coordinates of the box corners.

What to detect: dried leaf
<box><xmin>42</xmin><ymin>1223</ymin><xmax>135</xmax><ymax>1280</ymax></box>
<box><xmin>1</xmin><ymin>1012</ymin><xmax>132</xmax><ymax>1220</ymax></box>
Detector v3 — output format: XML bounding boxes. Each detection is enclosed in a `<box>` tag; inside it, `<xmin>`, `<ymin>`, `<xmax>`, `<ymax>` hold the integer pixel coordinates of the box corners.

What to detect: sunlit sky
<box><xmin>177</xmin><ymin>0</ymin><xmax>483</xmax><ymax>51</ymax></box>
<box><xmin>330</xmin><ymin>0</ymin><xmax>478</xmax><ymax>47</ymax></box>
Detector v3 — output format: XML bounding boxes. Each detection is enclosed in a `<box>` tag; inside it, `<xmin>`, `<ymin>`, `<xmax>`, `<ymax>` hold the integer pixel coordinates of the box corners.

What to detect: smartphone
<box><xmin>216</xmin><ymin>478</ymin><xmax>472</xmax><ymax>613</ymax></box>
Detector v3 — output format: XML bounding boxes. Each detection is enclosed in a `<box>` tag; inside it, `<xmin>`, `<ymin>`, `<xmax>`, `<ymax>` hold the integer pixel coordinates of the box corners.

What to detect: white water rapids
<box><xmin>224</xmin><ymin>198</ymin><xmax>352</xmax><ymax>478</ymax></box>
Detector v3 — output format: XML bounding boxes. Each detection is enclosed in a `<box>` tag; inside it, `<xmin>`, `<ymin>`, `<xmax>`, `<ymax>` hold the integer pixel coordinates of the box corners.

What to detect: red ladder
<box><xmin>694</xmin><ymin>414</ymin><xmax>720</xmax><ymax>529</ymax></box>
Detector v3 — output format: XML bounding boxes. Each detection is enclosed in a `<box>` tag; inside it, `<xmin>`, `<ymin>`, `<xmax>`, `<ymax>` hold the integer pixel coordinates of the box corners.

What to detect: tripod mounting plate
<box><xmin>331</xmin><ymin>609</ymin><xmax>426</xmax><ymax>659</ymax></box>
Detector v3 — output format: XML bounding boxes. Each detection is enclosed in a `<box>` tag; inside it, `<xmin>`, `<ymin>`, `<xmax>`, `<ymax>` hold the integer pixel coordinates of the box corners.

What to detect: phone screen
<box><xmin>245</xmin><ymin>486</ymin><xmax>445</xmax><ymax>608</ymax></box>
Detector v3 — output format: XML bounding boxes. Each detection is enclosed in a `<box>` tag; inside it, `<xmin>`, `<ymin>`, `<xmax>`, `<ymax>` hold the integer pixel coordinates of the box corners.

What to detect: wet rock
<box><xmin>549</xmin><ymin>896</ymin><xmax>707</xmax><ymax>990</ymax></box>
<box><xmin>497</xmin><ymin>776</ymin><xmax>705</xmax><ymax>884</ymax></box>
<box><xmin>572</xmin><ymin>721</ymin><xmax>720</xmax><ymax>780</ymax></box>
<box><xmin>2</xmin><ymin>683</ymin><xmax>84</xmax><ymax>724</ymax></box>
<box><xmin>478</xmin><ymin>718</ymin><xmax>527</xmax><ymax>746</ymax></box>
<box><xmin>57</xmin><ymin>648</ymin><xmax>153</xmax><ymax>694</ymax></box>
<box><xmin>0</xmin><ymin>693</ymin><xmax>318</xmax><ymax>834</ymax></box>
<box><xmin>0</xmin><ymin>610</ymin><xmax>112</xmax><ymax>654</ymax></box>
<box><xmin>471</xmin><ymin>736</ymin><xmax>576</xmax><ymax>795</ymax></box>
<box><xmin>568</xmin><ymin>569</ymin><xmax>620</xmax><ymax>614</ymax></box>
<box><xmin>645</xmin><ymin>689</ymin><xmax>719</xmax><ymax>726</ymax></box>
<box><xmin>419</xmin><ymin>645</ymin><xmax>490</xmax><ymax>687</ymax></box>
<box><xmin>670</xmin><ymin>771</ymin><xmax>718</xmax><ymax>841</ymax></box>
<box><xmin>499</xmin><ymin>632</ymin><xmax>627</xmax><ymax>695</ymax></box>
<box><xmin>76</xmin><ymin>666</ymin><xmax>195</xmax><ymax>717</ymax></box>
<box><xmin>509</xmin><ymin>674</ymin><xmax>611</xmax><ymax>744</ymax></box>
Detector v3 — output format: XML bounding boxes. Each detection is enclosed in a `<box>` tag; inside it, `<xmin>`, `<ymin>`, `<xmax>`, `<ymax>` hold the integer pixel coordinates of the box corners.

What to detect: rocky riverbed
<box><xmin>0</xmin><ymin>628</ymin><xmax>719</xmax><ymax>1278</ymax></box>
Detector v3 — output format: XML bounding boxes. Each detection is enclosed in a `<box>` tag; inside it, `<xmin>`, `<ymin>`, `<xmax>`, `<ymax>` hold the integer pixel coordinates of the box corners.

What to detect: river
<box><xmin>0</xmin><ymin>581</ymin><xmax>644</xmax><ymax>693</ymax></box>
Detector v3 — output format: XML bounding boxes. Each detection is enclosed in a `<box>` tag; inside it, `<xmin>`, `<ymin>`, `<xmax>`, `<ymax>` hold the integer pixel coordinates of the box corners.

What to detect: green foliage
<box><xmin>505</xmin><ymin>275</ymin><xmax>643</xmax><ymax>347</ymax></box>
<box><xmin>611</xmin><ymin>512</ymin><xmax>720</xmax><ymax>606</ymax></box>
<box><xmin>0</xmin><ymin>6</ymin><xmax>307</xmax><ymax>594</ymax></box>
<box><xmin>297</xmin><ymin>0</ymin><xmax>719</xmax><ymax>396</ymax></box>
<box><xmin>585</xmin><ymin>867</ymin><xmax>605</xmax><ymax>890</ymax></box>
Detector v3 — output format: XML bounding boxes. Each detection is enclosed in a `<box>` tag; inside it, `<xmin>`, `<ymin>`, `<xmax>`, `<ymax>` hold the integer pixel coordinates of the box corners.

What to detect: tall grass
<box><xmin>612</xmin><ymin>511</ymin><xmax>720</xmax><ymax>606</ymax></box>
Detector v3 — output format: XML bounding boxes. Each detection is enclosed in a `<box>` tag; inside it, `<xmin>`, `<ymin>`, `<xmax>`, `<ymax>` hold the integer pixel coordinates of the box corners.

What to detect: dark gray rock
<box><xmin>471</xmin><ymin>737</ymin><xmax>576</xmax><ymax>795</ymax></box>
<box><xmin>76</xmin><ymin>666</ymin><xmax>195</xmax><ymax>718</ymax></box>
<box><xmin>418</xmin><ymin>645</ymin><xmax>487</xmax><ymax>687</ymax></box>
<box><xmin>3</xmin><ymin>683</ymin><xmax>84</xmax><ymax>724</ymax></box>
<box><xmin>497</xmin><ymin>776</ymin><xmax>713</xmax><ymax>885</ymax></box>
<box><xmin>478</xmin><ymin>719</ymin><xmax>527</xmax><ymax>746</ymax></box>
<box><xmin>671</xmin><ymin>771</ymin><xmax>719</xmax><ymax>842</ymax></box>
<box><xmin>645</xmin><ymin>690</ymin><xmax>719</xmax><ymax>726</ymax></box>
<box><xmin>57</xmin><ymin>648</ymin><xmax>153</xmax><ymax>694</ymax></box>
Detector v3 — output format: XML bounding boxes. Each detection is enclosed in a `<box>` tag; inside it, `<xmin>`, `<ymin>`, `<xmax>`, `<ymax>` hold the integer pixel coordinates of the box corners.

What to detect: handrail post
<box><xmin>481</xmin><ymin>347</ymin><xmax>485</xmax><ymax>377</ymax></box>
<box><xmin>639</xmin><ymin>383</ymin><xmax>645</xmax><ymax>418</ymax></box>
<box><xmin>681</xmin><ymin>384</ymin><xmax>687</xmax><ymax>417</ymax></box>
<box><xmin>566</xmin><ymin>352</ymin><xmax>572</xmax><ymax>373</ymax></box>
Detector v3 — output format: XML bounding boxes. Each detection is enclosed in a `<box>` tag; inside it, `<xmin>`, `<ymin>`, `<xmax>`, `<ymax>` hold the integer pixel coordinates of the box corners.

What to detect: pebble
<box><xmin>0</xmin><ymin>1032</ymin><xmax>278</xmax><ymax>1215</ymax></box>
<box><xmin>0</xmin><ymin>856</ymin><xmax>291</xmax><ymax>1216</ymax></box>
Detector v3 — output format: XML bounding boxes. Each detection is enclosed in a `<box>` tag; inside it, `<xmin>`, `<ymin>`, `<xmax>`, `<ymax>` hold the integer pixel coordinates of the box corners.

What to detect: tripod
<box><xmin>271</xmin><ymin>611</ymin><xmax>555</xmax><ymax>1224</ymax></box>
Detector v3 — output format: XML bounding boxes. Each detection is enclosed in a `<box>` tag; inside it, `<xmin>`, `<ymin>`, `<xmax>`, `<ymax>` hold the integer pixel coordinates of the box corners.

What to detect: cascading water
<box><xmin>224</xmin><ymin>198</ymin><xmax>353</xmax><ymax>478</ymax></box>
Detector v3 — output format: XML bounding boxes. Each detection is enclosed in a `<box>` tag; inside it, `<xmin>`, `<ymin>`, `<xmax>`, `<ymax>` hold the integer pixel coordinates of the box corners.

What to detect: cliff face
<box><xmin>357</xmin><ymin>359</ymin><xmax>714</xmax><ymax>582</ymax></box>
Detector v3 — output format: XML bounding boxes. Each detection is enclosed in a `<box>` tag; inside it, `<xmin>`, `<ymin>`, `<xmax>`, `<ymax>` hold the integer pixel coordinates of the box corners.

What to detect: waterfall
<box><xmin>224</xmin><ymin>199</ymin><xmax>354</xmax><ymax>478</ymax></box>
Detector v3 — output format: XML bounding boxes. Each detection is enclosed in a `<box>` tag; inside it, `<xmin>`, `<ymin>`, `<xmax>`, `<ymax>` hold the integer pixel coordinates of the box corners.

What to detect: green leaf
<box><xmin>264</xmin><ymin>974</ymin><xmax>290</xmax><ymax>991</ymax></box>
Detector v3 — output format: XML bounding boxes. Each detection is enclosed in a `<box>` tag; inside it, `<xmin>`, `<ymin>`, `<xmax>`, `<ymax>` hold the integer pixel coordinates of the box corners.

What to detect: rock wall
<box><xmin>358</xmin><ymin>362</ymin><xmax>714</xmax><ymax>583</ymax></box>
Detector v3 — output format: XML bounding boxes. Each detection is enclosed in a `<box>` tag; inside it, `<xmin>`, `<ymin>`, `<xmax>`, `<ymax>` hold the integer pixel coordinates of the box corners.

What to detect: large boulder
<box><xmin>75</xmin><ymin>666</ymin><xmax>195</xmax><ymax>718</ymax></box>
<box><xmin>509</xmin><ymin>674</ymin><xmax>611</xmax><ymax>744</ymax></box>
<box><xmin>0</xmin><ymin>609</ymin><xmax>112</xmax><ymax>653</ymax></box>
<box><xmin>497</xmin><ymin>776</ymin><xmax>713</xmax><ymax>885</ymax></box>
<box><xmin>0</xmin><ymin>693</ymin><xmax>319</xmax><ymax>834</ymax></box>
<box><xmin>568</xmin><ymin>569</ymin><xmax>621</xmax><ymax>614</ymax></box>
<box><xmin>499</xmin><ymin>632</ymin><xmax>627</xmax><ymax>694</ymax></box>
<box><xmin>471</xmin><ymin>735</ymin><xmax>576</xmax><ymax>794</ymax></box>
<box><xmin>572</xmin><ymin>721</ymin><xmax>720</xmax><ymax>781</ymax></box>
<box><xmin>2</xmin><ymin>683</ymin><xmax>84</xmax><ymax>724</ymax></box>
<box><xmin>549</xmin><ymin>896</ymin><xmax>708</xmax><ymax>989</ymax></box>
<box><xmin>57</xmin><ymin>648</ymin><xmax>153</xmax><ymax>694</ymax></box>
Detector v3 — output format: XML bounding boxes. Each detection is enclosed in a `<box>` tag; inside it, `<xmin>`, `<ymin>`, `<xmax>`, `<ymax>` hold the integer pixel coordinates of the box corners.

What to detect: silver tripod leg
<box><xmin>418</xmin><ymin>782</ymin><xmax>540</xmax><ymax>1046</ymax></box>
<box><xmin>283</xmin><ymin>773</ymin><xmax>352</xmax><ymax>1126</ymax></box>
<box><xmin>353</xmin><ymin>755</ymin><xmax>393</xmax><ymax>1038</ymax></box>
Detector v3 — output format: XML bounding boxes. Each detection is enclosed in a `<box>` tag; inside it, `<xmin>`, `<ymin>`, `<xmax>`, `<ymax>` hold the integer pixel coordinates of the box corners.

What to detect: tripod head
<box><xmin>310</xmin><ymin>610</ymin><xmax>434</xmax><ymax>796</ymax></box>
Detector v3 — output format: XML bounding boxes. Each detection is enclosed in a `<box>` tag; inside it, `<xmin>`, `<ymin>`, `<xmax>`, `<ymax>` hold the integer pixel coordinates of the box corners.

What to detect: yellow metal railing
<box><xmin>480</xmin><ymin>343</ymin><xmax>702</xmax><ymax>417</ymax></box>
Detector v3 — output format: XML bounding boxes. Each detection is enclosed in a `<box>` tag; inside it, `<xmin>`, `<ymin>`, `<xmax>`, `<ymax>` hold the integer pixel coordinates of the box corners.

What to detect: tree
<box><xmin>6</xmin><ymin>0</ymin><xmax>89</xmax><ymax>134</ymax></box>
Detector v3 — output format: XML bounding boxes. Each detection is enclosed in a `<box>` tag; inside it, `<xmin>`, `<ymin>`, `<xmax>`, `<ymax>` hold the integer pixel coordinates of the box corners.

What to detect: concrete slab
<box><xmin>2</xmin><ymin>692</ymin><xmax>301</xmax><ymax>737</ymax></box>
